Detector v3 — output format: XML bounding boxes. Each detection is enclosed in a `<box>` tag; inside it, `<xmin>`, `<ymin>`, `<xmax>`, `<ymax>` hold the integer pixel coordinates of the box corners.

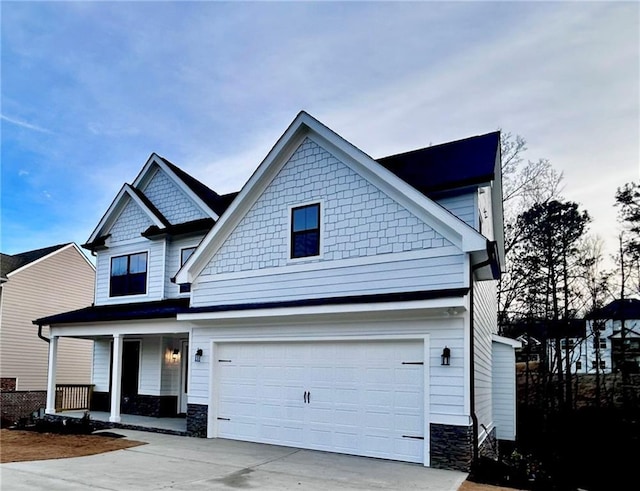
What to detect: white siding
<box><xmin>160</xmin><ymin>336</ymin><xmax>183</xmax><ymax>395</ymax></box>
<box><xmin>188</xmin><ymin>315</ymin><xmax>467</xmax><ymax>425</ymax></box>
<box><xmin>193</xmin><ymin>251</ymin><xmax>465</xmax><ymax>307</ymax></box>
<box><xmin>436</xmin><ymin>193</ymin><xmax>477</xmax><ymax>230</ymax></box>
<box><xmin>476</xmin><ymin>186</ymin><xmax>494</xmax><ymax>241</ymax></box>
<box><xmin>94</xmin><ymin>241</ymin><xmax>165</xmax><ymax>305</ymax></box>
<box><xmin>139</xmin><ymin>336</ymin><xmax>161</xmax><ymax>395</ymax></box>
<box><xmin>141</xmin><ymin>168</ymin><xmax>208</xmax><ymax>224</ymax></box>
<box><xmin>165</xmin><ymin>236</ymin><xmax>203</xmax><ymax>299</ymax></box>
<box><xmin>92</xmin><ymin>339</ymin><xmax>111</xmax><ymax>392</ymax></box>
<box><xmin>473</xmin><ymin>278</ymin><xmax>498</xmax><ymax>440</ymax></box>
<box><xmin>492</xmin><ymin>341</ymin><xmax>517</xmax><ymax>440</ymax></box>
<box><xmin>109</xmin><ymin>199</ymin><xmax>154</xmax><ymax>242</ymax></box>
<box><xmin>202</xmin><ymin>138</ymin><xmax>452</xmax><ymax>277</ymax></box>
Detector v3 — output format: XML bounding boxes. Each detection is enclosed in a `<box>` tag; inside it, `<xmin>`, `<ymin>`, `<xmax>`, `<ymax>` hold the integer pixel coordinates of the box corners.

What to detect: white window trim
<box><xmin>287</xmin><ymin>200</ymin><xmax>324</xmax><ymax>263</ymax></box>
<box><xmin>108</xmin><ymin>249</ymin><xmax>150</xmax><ymax>299</ymax></box>
<box><xmin>179</xmin><ymin>245</ymin><xmax>198</xmax><ymax>295</ymax></box>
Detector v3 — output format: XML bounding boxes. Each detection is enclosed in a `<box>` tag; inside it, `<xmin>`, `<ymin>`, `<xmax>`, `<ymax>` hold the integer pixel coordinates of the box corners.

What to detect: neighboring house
<box><xmin>35</xmin><ymin>111</ymin><xmax>519</xmax><ymax>471</ymax></box>
<box><xmin>583</xmin><ymin>298</ymin><xmax>640</xmax><ymax>374</ymax></box>
<box><xmin>0</xmin><ymin>243</ymin><xmax>95</xmax><ymax>391</ymax></box>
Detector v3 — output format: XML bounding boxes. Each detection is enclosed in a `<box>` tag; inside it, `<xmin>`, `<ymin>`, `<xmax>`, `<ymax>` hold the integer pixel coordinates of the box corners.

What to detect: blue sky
<box><xmin>1</xmin><ymin>1</ymin><xmax>638</xmax><ymax>263</ymax></box>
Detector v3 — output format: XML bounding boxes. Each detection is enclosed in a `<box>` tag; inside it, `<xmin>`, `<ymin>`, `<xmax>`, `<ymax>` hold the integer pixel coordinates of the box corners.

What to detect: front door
<box><xmin>121</xmin><ymin>340</ymin><xmax>140</xmax><ymax>413</ymax></box>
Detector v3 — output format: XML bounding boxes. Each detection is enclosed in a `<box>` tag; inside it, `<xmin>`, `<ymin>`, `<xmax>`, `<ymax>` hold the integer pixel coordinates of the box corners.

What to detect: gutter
<box><xmin>37</xmin><ymin>323</ymin><xmax>50</xmax><ymax>343</ymax></box>
<box><xmin>469</xmin><ymin>240</ymin><xmax>499</xmax><ymax>466</ymax></box>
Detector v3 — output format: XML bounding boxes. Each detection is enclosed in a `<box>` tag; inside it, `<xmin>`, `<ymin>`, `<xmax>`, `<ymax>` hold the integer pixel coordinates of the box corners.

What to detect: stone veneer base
<box><xmin>186</xmin><ymin>403</ymin><xmax>208</xmax><ymax>437</ymax></box>
<box><xmin>430</xmin><ymin>423</ymin><xmax>474</xmax><ymax>472</ymax></box>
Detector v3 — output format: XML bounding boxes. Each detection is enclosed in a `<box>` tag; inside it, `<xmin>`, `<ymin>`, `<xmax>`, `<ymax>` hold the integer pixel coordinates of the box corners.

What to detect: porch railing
<box><xmin>55</xmin><ymin>384</ymin><xmax>94</xmax><ymax>411</ymax></box>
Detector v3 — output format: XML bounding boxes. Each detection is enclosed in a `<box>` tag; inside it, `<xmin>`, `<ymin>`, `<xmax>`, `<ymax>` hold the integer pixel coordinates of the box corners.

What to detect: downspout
<box><xmin>469</xmin><ymin>240</ymin><xmax>499</xmax><ymax>466</ymax></box>
<box><xmin>37</xmin><ymin>324</ymin><xmax>50</xmax><ymax>343</ymax></box>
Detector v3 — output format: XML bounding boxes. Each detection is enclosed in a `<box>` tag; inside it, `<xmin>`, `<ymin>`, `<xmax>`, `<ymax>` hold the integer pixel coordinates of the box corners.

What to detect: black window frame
<box><xmin>179</xmin><ymin>247</ymin><xmax>196</xmax><ymax>293</ymax></box>
<box><xmin>290</xmin><ymin>203</ymin><xmax>320</xmax><ymax>259</ymax></box>
<box><xmin>110</xmin><ymin>252</ymin><xmax>148</xmax><ymax>297</ymax></box>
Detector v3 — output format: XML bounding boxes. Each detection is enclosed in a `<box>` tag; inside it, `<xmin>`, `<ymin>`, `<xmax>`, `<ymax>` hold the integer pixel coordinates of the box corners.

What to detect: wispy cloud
<box><xmin>1</xmin><ymin>114</ymin><xmax>53</xmax><ymax>134</ymax></box>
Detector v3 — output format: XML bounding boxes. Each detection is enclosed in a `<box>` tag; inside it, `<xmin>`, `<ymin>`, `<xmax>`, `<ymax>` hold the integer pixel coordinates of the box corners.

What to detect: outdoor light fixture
<box><xmin>195</xmin><ymin>348</ymin><xmax>203</xmax><ymax>362</ymax></box>
<box><xmin>172</xmin><ymin>348</ymin><xmax>180</xmax><ymax>361</ymax></box>
<box><xmin>441</xmin><ymin>346</ymin><xmax>451</xmax><ymax>366</ymax></box>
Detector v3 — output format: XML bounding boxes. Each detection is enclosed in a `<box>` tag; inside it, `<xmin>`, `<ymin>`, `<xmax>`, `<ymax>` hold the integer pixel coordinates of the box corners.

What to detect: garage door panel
<box><xmin>215</xmin><ymin>340</ymin><xmax>424</xmax><ymax>464</ymax></box>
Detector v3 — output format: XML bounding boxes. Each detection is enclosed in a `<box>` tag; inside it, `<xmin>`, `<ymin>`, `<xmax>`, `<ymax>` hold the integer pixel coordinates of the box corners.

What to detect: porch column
<box><xmin>45</xmin><ymin>335</ymin><xmax>58</xmax><ymax>414</ymax></box>
<box><xmin>109</xmin><ymin>334</ymin><xmax>123</xmax><ymax>423</ymax></box>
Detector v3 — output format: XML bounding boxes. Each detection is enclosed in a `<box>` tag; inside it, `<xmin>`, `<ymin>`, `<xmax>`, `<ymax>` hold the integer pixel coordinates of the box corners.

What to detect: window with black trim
<box><xmin>291</xmin><ymin>203</ymin><xmax>320</xmax><ymax>259</ymax></box>
<box><xmin>180</xmin><ymin>247</ymin><xmax>196</xmax><ymax>293</ymax></box>
<box><xmin>110</xmin><ymin>252</ymin><xmax>148</xmax><ymax>297</ymax></box>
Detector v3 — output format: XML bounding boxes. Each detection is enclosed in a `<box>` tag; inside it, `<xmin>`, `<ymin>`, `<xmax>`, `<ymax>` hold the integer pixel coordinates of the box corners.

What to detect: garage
<box><xmin>213</xmin><ymin>339</ymin><xmax>426</xmax><ymax>463</ymax></box>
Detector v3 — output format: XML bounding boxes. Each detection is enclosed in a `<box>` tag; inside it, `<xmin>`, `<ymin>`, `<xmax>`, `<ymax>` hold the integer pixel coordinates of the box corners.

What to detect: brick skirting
<box><xmin>0</xmin><ymin>390</ymin><xmax>46</xmax><ymax>425</ymax></box>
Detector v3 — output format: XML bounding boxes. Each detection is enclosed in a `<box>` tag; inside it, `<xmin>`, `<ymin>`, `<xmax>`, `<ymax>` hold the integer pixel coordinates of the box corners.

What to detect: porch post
<box><xmin>45</xmin><ymin>335</ymin><xmax>58</xmax><ymax>414</ymax></box>
<box><xmin>109</xmin><ymin>334</ymin><xmax>123</xmax><ymax>423</ymax></box>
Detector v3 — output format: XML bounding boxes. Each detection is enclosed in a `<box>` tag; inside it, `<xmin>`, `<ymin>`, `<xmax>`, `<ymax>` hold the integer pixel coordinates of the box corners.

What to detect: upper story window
<box><xmin>180</xmin><ymin>247</ymin><xmax>196</xmax><ymax>293</ymax></box>
<box><xmin>110</xmin><ymin>252</ymin><xmax>148</xmax><ymax>297</ymax></box>
<box><xmin>291</xmin><ymin>203</ymin><xmax>320</xmax><ymax>259</ymax></box>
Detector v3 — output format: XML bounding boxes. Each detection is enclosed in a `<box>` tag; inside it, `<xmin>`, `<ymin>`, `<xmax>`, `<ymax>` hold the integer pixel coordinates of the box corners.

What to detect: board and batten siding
<box><xmin>0</xmin><ymin>245</ymin><xmax>95</xmax><ymax>390</ymax></box>
<box><xmin>94</xmin><ymin>241</ymin><xmax>165</xmax><ymax>305</ymax></box>
<box><xmin>492</xmin><ymin>340</ymin><xmax>517</xmax><ymax>440</ymax></box>
<box><xmin>472</xmin><ymin>278</ymin><xmax>498</xmax><ymax>439</ymax></box>
<box><xmin>187</xmin><ymin>316</ymin><xmax>467</xmax><ymax>424</ymax></box>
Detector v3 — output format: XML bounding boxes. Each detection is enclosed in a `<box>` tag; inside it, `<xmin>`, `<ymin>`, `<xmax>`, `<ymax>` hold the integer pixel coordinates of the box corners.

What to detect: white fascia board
<box><xmin>86</xmin><ymin>184</ymin><xmax>166</xmax><ymax>244</ymax></box>
<box><xmin>492</xmin><ymin>334</ymin><xmax>522</xmax><ymax>348</ymax></box>
<box><xmin>147</xmin><ymin>154</ymin><xmax>220</xmax><ymax>221</ymax></box>
<box><xmin>176</xmin><ymin>113</ymin><xmax>312</xmax><ymax>284</ymax></box>
<box><xmin>50</xmin><ymin>319</ymin><xmax>187</xmax><ymax>338</ymax></box>
<box><xmin>7</xmin><ymin>243</ymin><xmax>95</xmax><ymax>278</ymax></box>
<box><xmin>177</xmin><ymin>111</ymin><xmax>488</xmax><ymax>284</ymax></box>
<box><xmin>178</xmin><ymin>296</ymin><xmax>467</xmax><ymax>322</ymax></box>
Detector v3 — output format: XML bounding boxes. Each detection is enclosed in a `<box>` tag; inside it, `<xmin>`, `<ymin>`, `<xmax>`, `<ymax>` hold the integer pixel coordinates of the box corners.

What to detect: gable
<box><xmin>201</xmin><ymin>137</ymin><xmax>453</xmax><ymax>276</ymax></box>
<box><xmin>108</xmin><ymin>197</ymin><xmax>156</xmax><ymax>242</ymax></box>
<box><xmin>140</xmin><ymin>166</ymin><xmax>208</xmax><ymax>225</ymax></box>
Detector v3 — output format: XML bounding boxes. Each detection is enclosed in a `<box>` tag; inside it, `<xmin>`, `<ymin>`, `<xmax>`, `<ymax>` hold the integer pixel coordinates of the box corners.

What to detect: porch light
<box><xmin>172</xmin><ymin>348</ymin><xmax>180</xmax><ymax>361</ymax></box>
<box><xmin>195</xmin><ymin>348</ymin><xmax>203</xmax><ymax>362</ymax></box>
<box><xmin>441</xmin><ymin>346</ymin><xmax>451</xmax><ymax>366</ymax></box>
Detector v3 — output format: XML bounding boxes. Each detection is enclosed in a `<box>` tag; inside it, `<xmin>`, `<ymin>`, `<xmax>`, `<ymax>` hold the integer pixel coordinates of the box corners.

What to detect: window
<box><xmin>291</xmin><ymin>203</ymin><xmax>320</xmax><ymax>259</ymax></box>
<box><xmin>600</xmin><ymin>360</ymin><xmax>606</xmax><ymax>369</ymax></box>
<box><xmin>110</xmin><ymin>252</ymin><xmax>147</xmax><ymax>297</ymax></box>
<box><xmin>179</xmin><ymin>247</ymin><xmax>196</xmax><ymax>293</ymax></box>
<box><xmin>576</xmin><ymin>361</ymin><xmax>582</xmax><ymax>370</ymax></box>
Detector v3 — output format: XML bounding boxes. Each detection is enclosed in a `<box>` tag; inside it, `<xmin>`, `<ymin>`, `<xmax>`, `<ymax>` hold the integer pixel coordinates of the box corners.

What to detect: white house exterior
<box><xmin>35</xmin><ymin>111</ymin><xmax>519</xmax><ymax>471</ymax></box>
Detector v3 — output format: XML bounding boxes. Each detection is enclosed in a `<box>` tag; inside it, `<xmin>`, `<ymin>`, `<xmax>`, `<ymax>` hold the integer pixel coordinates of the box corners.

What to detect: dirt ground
<box><xmin>0</xmin><ymin>428</ymin><xmax>145</xmax><ymax>463</ymax></box>
<box><xmin>0</xmin><ymin>428</ymin><xmax>522</xmax><ymax>490</ymax></box>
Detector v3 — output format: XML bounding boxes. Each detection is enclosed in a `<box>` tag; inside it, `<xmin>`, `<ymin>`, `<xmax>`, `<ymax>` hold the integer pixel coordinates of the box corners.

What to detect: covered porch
<box><xmin>54</xmin><ymin>409</ymin><xmax>187</xmax><ymax>435</ymax></box>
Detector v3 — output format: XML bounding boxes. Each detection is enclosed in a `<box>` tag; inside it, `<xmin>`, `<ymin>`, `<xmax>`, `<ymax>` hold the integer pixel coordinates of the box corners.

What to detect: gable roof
<box><xmin>377</xmin><ymin>131</ymin><xmax>501</xmax><ymax>197</ymax></box>
<box><xmin>1</xmin><ymin>243</ymin><xmax>94</xmax><ymax>280</ymax></box>
<box><xmin>587</xmin><ymin>298</ymin><xmax>640</xmax><ymax>320</ymax></box>
<box><xmin>83</xmin><ymin>154</ymin><xmax>235</xmax><ymax>251</ymax></box>
<box><xmin>176</xmin><ymin>111</ymin><xmax>497</xmax><ymax>285</ymax></box>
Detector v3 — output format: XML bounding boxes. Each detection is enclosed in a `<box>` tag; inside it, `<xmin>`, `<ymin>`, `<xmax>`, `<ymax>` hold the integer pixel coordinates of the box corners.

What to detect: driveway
<box><xmin>0</xmin><ymin>429</ymin><xmax>468</xmax><ymax>490</ymax></box>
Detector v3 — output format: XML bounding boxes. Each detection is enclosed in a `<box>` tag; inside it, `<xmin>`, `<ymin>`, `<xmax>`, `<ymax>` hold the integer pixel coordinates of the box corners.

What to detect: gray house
<box><xmin>36</xmin><ymin>111</ymin><xmax>519</xmax><ymax>471</ymax></box>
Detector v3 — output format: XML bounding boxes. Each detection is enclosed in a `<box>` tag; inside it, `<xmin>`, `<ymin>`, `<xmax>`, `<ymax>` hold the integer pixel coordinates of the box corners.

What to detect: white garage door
<box><xmin>215</xmin><ymin>339</ymin><xmax>425</xmax><ymax>463</ymax></box>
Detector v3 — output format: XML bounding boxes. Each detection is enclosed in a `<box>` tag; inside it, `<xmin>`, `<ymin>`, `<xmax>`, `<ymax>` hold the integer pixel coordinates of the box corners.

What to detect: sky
<box><xmin>1</xmin><ymin>1</ymin><xmax>638</xmax><ymax>266</ymax></box>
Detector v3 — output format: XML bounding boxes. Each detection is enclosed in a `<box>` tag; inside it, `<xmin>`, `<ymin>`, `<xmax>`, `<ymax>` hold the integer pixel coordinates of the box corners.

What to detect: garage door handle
<box><xmin>304</xmin><ymin>391</ymin><xmax>308</xmax><ymax>403</ymax></box>
<box><xmin>308</xmin><ymin>391</ymin><xmax>311</xmax><ymax>403</ymax></box>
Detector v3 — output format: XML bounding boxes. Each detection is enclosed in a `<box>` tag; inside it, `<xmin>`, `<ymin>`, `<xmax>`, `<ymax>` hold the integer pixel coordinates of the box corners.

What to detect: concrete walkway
<box><xmin>0</xmin><ymin>429</ymin><xmax>468</xmax><ymax>490</ymax></box>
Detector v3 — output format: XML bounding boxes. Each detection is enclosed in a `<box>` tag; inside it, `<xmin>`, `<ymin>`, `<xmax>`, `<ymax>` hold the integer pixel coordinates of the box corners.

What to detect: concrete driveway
<box><xmin>0</xmin><ymin>429</ymin><xmax>468</xmax><ymax>490</ymax></box>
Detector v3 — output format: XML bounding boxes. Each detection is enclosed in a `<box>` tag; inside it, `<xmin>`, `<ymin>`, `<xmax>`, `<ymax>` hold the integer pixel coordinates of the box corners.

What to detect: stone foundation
<box><xmin>430</xmin><ymin>423</ymin><xmax>474</xmax><ymax>471</ymax></box>
<box><xmin>0</xmin><ymin>390</ymin><xmax>46</xmax><ymax>425</ymax></box>
<box><xmin>90</xmin><ymin>392</ymin><xmax>178</xmax><ymax>417</ymax></box>
<box><xmin>186</xmin><ymin>403</ymin><xmax>208</xmax><ymax>437</ymax></box>
<box><xmin>479</xmin><ymin>426</ymin><xmax>499</xmax><ymax>460</ymax></box>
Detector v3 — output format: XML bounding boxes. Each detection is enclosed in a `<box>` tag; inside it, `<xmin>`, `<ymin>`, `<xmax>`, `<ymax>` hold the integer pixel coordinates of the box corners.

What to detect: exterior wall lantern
<box><xmin>441</xmin><ymin>346</ymin><xmax>451</xmax><ymax>366</ymax></box>
<box><xmin>195</xmin><ymin>348</ymin><xmax>203</xmax><ymax>362</ymax></box>
<box><xmin>172</xmin><ymin>348</ymin><xmax>180</xmax><ymax>361</ymax></box>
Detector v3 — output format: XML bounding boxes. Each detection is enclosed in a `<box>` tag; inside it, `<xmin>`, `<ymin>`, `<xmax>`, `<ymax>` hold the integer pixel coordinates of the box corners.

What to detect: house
<box><xmin>583</xmin><ymin>298</ymin><xmax>640</xmax><ymax>374</ymax></box>
<box><xmin>0</xmin><ymin>243</ymin><xmax>95</xmax><ymax>392</ymax></box>
<box><xmin>34</xmin><ymin>111</ymin><xmax>519</xmax><ymax>471</ymax></box>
